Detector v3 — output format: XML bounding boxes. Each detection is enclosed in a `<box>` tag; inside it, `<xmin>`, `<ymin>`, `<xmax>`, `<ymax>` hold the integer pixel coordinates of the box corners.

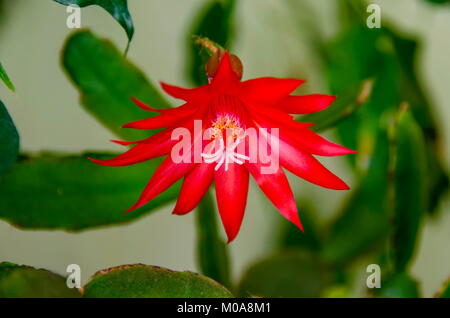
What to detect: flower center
<box><xmin>202</xmin><ymin>113</ymin><xmax>249</xmax><ymax>171</ymax></box>
<box><xmin>210</xmin><ymin>113</ymin><xmax>244</xmax><ymax>140</ymax></box>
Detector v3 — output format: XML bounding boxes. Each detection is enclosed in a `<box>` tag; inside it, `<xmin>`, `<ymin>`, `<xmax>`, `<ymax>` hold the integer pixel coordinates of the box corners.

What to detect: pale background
<box><xmin>0</xmin><ymin>0</ymin><xmax>449</xmax><ymax>297</ymax></box>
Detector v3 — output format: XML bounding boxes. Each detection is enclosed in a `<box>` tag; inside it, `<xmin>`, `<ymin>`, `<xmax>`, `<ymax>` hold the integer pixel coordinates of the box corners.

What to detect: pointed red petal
<box><xmin>125</xmin><ymin>156</ymin><xmax>195</xmax><ymax>213</ymax></box>
<box><xmin>110</xmin><ymin>139</ymin><xmax>138</xmax><ymax>146</ymax></box>
<box><xmin>131</xmin><ymin>97</ymin><xmax>165</xmax><ymax>113</ymax></box>
<box><xmin>214</xmin><ymin>163</ymin><xmax>249</xmax><ymax>243</ymax></box>
<box><xmin>278</xmin><ymin>94</ymin><xmax>336</xmax><ymax>114</ymax></box>
<box><xmin>247</xmin><ymin>101</ymin><xmax>311</xmax><ymax>131</ymax></box>
<box><xmin>122</xmin><ymin>116</ymin><xmax>172</xmax><ymax>129</ymax></box>
<box><xmin>241</xmin><ymin>77</ymin><xmax>305</xmax><ymax>105</ymax></box>
<box><xmin>246</xmin><ymin>163</ymin><xmax>303</xmax><ymax>231</ymax></box>
<box><xmin>211</xmin><ymin>52</ymin><xmax>240</xmax><ymax>90</ymax></box>
<box><xmin>88</xmin><ymin>143</ymin><xmax>171</xmax><ymax>167</ymax></box>
<box><xmin>126</xmin><ymin>128</ymin><xmax>204</xmax><ymax>213</ymax></box>
<box><xmin>285</xmin><ymin>127</ymin><xmax>357</xmax><ymax>157</ymax></box>
<box><xmin>249</xmin><ymin>105</ymin><xmax>356</xmax><ymax>157</ymax></box>
<box><xmin>279</xmin><ymin>138</ymin><xmax>350</xmax><ymax>190</ymax></box>
<box><xmin>160</xmin><ymin>82</ymin><xmax>209</xmax><ymax>103</ymax></box>
<box><xmin>89</xmin><ymin>129</ymin><xmax>175</xmax><ymax>166</ymax></box>
<box><xmin>172</xmin><ymin>163</ymin><xmax>214</xmax><ymax>215</ymax></box>
<box><xmin>122</xmin><ymin>104</ymin><xmax>196</xmax><ymax>129</ymax></box>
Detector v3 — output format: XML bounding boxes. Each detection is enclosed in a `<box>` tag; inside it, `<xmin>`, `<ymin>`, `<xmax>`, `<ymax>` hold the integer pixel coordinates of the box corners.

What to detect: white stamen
<box><xmin>201</xmin><ymin>136</ymin><xmax>250</xmax><ymax>171</ymax></box>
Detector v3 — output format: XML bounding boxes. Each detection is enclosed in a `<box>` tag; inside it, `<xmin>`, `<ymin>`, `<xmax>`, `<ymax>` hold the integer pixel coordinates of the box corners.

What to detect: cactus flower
<box><xmin>90</xmin><ymin>52</ymin><xmax>355</xmax><ymax>242</ymax></box>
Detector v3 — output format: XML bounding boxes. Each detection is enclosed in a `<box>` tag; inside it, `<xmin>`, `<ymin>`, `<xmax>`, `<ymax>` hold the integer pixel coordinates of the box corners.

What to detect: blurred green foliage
<box><xmin>437</xmin><ymin>278</ymin><xmax>450</xmax><ymax>298</ymax></box>
<box><xmin>0</xmin><ymin>62</ymin><xmax>15</xmax><ymax>91</ymax></box>
<box><xmin>0</xmin><ymin>0</ymin><xmax>448</xmax><ymax>298</ymax></box>
<box><xmin>253</xmin><ymin>0</ymin><xmax>448</xmax><ymax>298</ymax></box>
<box><xmin>278</xmin><ymin>203</ymin><xmax>321</xmax><ymax>252</ymax></box>
<box><xmin>375</xmin><ymin>272</ymin><xmax>420</xmax><ymax>298</ymax></box>
<box><xmin>0</xmin><ymin>101</ymin><xmax>19</xmax><ymax>177</ymax></box>
<box><xmin>333</xmin><ymin>0</ymin><xmax>448</xmax><ymax>213</ymax></box>
<box><xmin>320</xmin><ymin>125</ymin><xmax>391</xmax><ymax>265</ymax></box>
<box><xmin>237</xmin><ymin>250</ymin><xmax>331</xmax><ymax>297</ymax></box>
<box><xmin>425</xmin><ymin>0</ymin><xmax>450</xmax><ymax>4</ymax></box>
<box><xmin>300</xmin><ymin>80</ymin><xmax>374</xmax><ymax>133</ymax></box>
<box><xmin>389</xmin><ymin>109</ymin><xmax>427</xmax><ymax>272</ymax></box>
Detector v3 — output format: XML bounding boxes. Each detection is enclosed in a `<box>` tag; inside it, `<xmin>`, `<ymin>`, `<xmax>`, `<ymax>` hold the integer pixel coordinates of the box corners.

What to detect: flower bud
<box><xmin>206</xmin><ymin>50</ymin><xmax>243</xmax><ymax>80</ymax></box>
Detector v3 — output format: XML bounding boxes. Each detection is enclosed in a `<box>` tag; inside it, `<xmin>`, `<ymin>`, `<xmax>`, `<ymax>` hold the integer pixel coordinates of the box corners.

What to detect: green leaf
<box><xmin>299</xmin><ymin>79</ymin><xmax>374</xmax><ymax>133</ymax></box>
<box><xmin>0</xmin><ymin>62</ymin><xmax>15</xmax><ymax>91</ymax></box>
<box><xmin>321</xmin><ymin>125</ymin><xmax>391</xmax><ymax>265</ymax></box>
<box><xmin>0</xmin><ymin>262</ymin><xmax>80</xmax><ymax>298</ymax></box>
<box><xmin>0</xmin><ymin>100</ymin><xmax>19</xmax><ymax>176</ymax></box>
<box><xmin>62</xmin><ymin>30</ymin><xmax>171</xmax><ymax>141</ymax></box>
<box><xmin>196</xmin><ymin>191</ymin><xmax>231</xmax><ymax>288</ymax></box>
<box><xmin>0</xmin><ymin>153</ymin><xmax>179</xmax><ymax>230</ymax></box>
<box><xmin>390</xmin><ymin>108</ymin><xmax>427</xmax><ymax>272</ymax></box>
<box><xmin>187</xmin><ymin>0</ymin><xmax>237</xmax><ymax>85</ymax></box>
<box><xmin>83</xmin><ymin>264</ymin><xmax>233</xmax><ymax>298</ymax></box>
<box><xmin>338</xmin><ymin>0</ymin><xmax>367</xmax><ymax>30</ymax></box>
<box><xmin>54</xmin><ymin>0</ymin><xmax>134</xmax><ymax>50</ymax></box>
<box><xmin>424</xmin><ymin>0</ymin><xmax>450</xmax><ymax>5</ymax></box>
<box><xmin>436</xmin><ymin>278</ymin><xmax>450</xmax><ymax>298</ymax></box>
<box><xmin>375</xmin><ymin>272</ymin><xmax>420</xmax><ymax>298</ymax></box>
<box><xmin>389</xmin><ymin>30</ymin><xmax>449</xmax><ymax>215</ymax></box>
<box><xmin>237</xmin><ymin>250</ymin><xmax>331</xmax><ymax>297</ymax></box>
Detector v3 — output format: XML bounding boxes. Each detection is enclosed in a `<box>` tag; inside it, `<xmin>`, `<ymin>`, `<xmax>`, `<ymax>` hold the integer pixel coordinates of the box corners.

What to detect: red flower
<box><xmin>90</xmin><ymin>52</ymin><xmax>355</xmax><ymax>242</ymax></box>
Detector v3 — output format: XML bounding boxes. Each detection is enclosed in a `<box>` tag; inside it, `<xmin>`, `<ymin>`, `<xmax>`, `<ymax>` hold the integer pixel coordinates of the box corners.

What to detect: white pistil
<box><xmin>201</xmin><ymin>137</ymin><xmax>250</xmax><ymax>171</ymax></box>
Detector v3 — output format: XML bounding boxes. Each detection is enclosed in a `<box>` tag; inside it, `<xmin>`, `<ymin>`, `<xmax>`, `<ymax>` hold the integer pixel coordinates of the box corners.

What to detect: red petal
<box><xmin>89</xmin><ymin>129</ymin><xmax>175</xmax><ymax>167</ymax></box>
<box><xmin>122</xmin><ymin>104</ymin><xmax>197</xmax><ymax>129</ymax></box>
<box><xmin>160</xmin><ymin>82</ymin><xmax>209</xmax><ymax>103</ymax></box>
<box><xmin>246</xmin><ymin>163</ymin><xmax>303</xmax><ymax>231</ymax></box>
<box><xmin>241</xmin><ymin>77</ymin><xmax>305</xmax><ymax>105</ymax></box>
<box><xmin>279</xmin><ymin>137</ymin><xmax>350</xmax><ymax>190</ymax></box>
<box><xmin>110</xmin><ymin>139</ymin><xmax>138</xmax><ymax>146</ymax></box>
<box><xmin>122</xmin><ymin>116</ymin><xmax>173</xmax><ymax>129</ymax></box>
<box><xmin>214</xmin><ymin>163</ymin><xmax>249</xmax><ymax>243</ymax></box>
<box><xmin>131</xmin><ymin>97</ymin><xmax>165</xmax><ymax>113</ymax></box>
<box><xmin>125</xmin><ymin>126</ymin><xmax>205</xmax><ymax>212</ymax></box>
<box><xmin>285</xmin><ymin>127</ymin><xmax>357</xmax><ymax>157</ymax></box>
<box><xmin>93</xmin><ymin>106</ymin><xmax>208</xmax><ymax>166</ymax></box>
<box><xmin>172</xmin><ymin>163</ymin><xmax>214</xmax><ymax>215</ymax></box>
<box><xmin>249</xmin><ymin>105</ymin><xmax>356</xmax><ymax>157</ymax></box>
<box><xmin>125</xmin><ymin>156</ymin><xmax>195</xmax><ymax>213</ymax></box>
<box><xmin>247</xmin><ymin>101</ymin><xmax>311</xmax><ymax>131</ymax></box>
<box><xmin>278</xmin><ymin>94</ymin><xmax>336</xmax><ymax>114</ymax></box>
